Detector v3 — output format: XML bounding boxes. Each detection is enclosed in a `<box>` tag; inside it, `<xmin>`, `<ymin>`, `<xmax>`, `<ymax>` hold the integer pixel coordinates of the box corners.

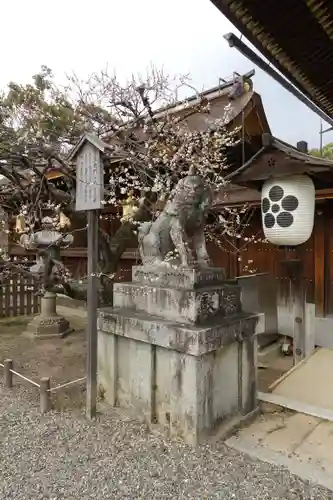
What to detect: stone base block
<box><xmin>23</xmin><ymin>314</ymin><xmax>73</xmax><ymax>339</ymax></box>
<box><xmin>98</xmin><ymin>307</ymin><xmax>258</xmax><ymax>445</ymax></box>
<box><xmin>113</xmin><ymin>282</ymin><xmax>241</xmax><ymax>324</ymax></box>
<box><xmin>23</xmin><ymin>291</ymin><xmax>73</xmax><ymax>339</ymax></box>
<box><xmin>98</xmin><ymin>308</ymin><xmax>258</xmax><ymax>355</ymax></box>
<box><xmin>132</xmin><ymin>265</ymin><xmax>226</xmax><ymax>289</ymax></box>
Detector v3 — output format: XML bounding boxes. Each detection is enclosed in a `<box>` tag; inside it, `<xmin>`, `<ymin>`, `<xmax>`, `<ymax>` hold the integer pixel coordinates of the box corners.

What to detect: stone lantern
<box><xmin>20</xmin><ymin>216</ymin><xmax>74</xmax><ymax>338</ymax></box>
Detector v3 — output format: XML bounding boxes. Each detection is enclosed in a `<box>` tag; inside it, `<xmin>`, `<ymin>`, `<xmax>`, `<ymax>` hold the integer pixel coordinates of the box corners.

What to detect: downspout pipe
<box><xmin>224</xmin><ymin>32</ymin><xmax>333</xmax><ymax>129</ymax></box>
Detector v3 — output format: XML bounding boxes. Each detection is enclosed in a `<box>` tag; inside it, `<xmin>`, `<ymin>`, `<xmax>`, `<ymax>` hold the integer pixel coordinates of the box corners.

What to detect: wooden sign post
<box><xmin>70</xmin><ymin>133</ymin><xmax>105</xmax><ymax>419</ymax></box>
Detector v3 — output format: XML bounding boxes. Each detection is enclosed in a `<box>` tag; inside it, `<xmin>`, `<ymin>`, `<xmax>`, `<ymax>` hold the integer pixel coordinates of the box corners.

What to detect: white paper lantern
<box><xmin>261</xmin><ymin>174</ymin><xmax>315</xmax><ymax>246</ymax></box>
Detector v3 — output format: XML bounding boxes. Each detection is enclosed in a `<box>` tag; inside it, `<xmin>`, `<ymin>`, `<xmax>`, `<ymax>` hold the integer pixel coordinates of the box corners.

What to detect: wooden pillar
<box><xmin>326</xmin><ymin>207</ymin><xmax>333</xmax><ymax>316</ymax></box>
<box><xmin>314</xmin><ymin>212</ymin><xmax>325</xmax><ymax>317</ymax></box>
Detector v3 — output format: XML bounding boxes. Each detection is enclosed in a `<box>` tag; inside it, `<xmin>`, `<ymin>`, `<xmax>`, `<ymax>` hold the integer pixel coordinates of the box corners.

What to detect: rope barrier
<box><xmin>49</xmin><ymin>377</ymin><xmax>86</xmax><ymax>392</ymax></box>
<box><xmin>1</xmin><ymin>362</ymin><xmax>85</xmax><ymax>391</ymax></box>
<box><xmin>9</xmin><ymin>369</ymin><xmax>40</xmax><ymax>388</ymax></box>
<box><xmin>1</xmin><ymin>361</ymin><xmax>86</xmax><ymax>414</ymax></box>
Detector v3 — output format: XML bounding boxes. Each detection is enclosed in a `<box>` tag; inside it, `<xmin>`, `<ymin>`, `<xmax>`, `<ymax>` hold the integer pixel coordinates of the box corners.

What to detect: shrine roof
<box><xmin>210</xmin><ymin>0</ymin><xmax>333</xmax><ymax>120</ymax></box>
<box><xmin>104</xmin><ymin>69</ymin><xmax>271</xmax><ymax>139</ymax></box>
<box><xmin>224</xmin><ymin>133</ymin><xmax>333</xmax><ymax>190</ymax></box>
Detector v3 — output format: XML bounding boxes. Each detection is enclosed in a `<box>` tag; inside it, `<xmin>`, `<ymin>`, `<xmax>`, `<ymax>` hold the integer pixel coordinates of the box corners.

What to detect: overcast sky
<box><xmin>3</xmin><ymin>0</ymin><xmax>333</xmax><ymax>148</ymax></box>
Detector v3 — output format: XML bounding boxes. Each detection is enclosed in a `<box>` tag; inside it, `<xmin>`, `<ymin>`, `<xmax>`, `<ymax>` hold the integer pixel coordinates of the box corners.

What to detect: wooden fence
<box><xmin>0</xmin><ymin>275</ymin><xmax>40</xmax><ymax>317</ymax></box>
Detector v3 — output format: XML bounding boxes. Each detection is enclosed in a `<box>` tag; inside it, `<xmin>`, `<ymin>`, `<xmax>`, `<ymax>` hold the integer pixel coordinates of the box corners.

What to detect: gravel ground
<box><xmin>0</xmin><ymin>385</ymin><xmax>331</xmax><ymax>500</ymax></box>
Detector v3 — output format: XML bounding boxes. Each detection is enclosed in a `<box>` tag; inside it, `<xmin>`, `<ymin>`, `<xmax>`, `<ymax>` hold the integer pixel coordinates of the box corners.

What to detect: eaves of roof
<box><xmin>210</xmin><ymin>0</ymin><xmax>333</xmax><ymax>119</ymax></box>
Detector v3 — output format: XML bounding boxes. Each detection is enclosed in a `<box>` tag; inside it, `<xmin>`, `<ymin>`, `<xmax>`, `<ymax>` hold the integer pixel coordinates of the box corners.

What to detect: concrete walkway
<box><xmin>270</xmin><ymin>348</ymin><xmax>333</xmax><ymax>411</ymax></box>
<box><xmin>226</xmin><ymin>409</ymin><xmax>333</xmax><ymax>492</ymax></box>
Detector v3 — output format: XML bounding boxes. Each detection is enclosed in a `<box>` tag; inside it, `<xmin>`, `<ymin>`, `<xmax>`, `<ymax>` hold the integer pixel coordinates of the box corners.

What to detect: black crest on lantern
<box><xmin>262</xmin><ymin>184</ymin><xmax>299</xmax><ymax>229</ymax></box>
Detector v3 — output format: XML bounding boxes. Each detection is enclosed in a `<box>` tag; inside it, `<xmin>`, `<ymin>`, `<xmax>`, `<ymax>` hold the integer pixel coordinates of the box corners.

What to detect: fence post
<box><xmin>4</xmin><ymin>359</ymin><xmax>13</xmax><ymax>388</ymax></box>
<box><xmin>40</xmin><ymin>377</ymin><xmax>51</xmax><ymax>414</ymax></box>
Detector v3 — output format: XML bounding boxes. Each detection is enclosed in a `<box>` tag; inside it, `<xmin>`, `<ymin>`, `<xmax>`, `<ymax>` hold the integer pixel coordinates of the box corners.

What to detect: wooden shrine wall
<box><xmin>209</xmin><ymin>203</ymin><xmax>333</xmax><ymax>319</ymax></box>
<box><xmin>8</xmin><ymin>201</ymin><xmax>332</xmax><ymax>318</ymax></box>
<box><xmin>208</xmin><ymin>208</ymin><xmax>318</xmax><ymax>313</ymax></box>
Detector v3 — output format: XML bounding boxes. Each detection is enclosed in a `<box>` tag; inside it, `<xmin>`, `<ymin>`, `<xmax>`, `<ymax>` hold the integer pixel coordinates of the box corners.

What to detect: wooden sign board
<box><xmin>75</xmin><ymin>140</ymin><xmax>104</xmax><ymax>212</ymax></box>
<box><xmin>69</xmin><ymin>133</ymin><xmax>107</xmax><ymax>418</ymax></box>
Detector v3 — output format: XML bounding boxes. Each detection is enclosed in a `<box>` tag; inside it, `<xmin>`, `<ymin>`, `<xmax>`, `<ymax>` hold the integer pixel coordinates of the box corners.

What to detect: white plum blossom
<box><xmin>0</xmin><ymin>66</ymin><xmax>263</xmax><ymax>292</ymax></box>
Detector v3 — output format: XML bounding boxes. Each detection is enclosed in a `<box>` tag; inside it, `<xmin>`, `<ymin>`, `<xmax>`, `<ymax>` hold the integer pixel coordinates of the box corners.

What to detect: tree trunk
<box><xmin>62</xmin><ymin>199</ymin><xmax>152</xmax><ymax>304</ymax></box>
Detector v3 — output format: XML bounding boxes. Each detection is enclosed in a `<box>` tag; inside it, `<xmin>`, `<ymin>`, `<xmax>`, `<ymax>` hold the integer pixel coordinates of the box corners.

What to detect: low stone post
<box><xmin>4</xmin><ymin>359</ymin><xmax>13</xmax><ymax>388</ymax></box>
<box><xmin>40</xmin><ymin>377</ymin><xmax>51</xmax><ymax>414</ymax></box>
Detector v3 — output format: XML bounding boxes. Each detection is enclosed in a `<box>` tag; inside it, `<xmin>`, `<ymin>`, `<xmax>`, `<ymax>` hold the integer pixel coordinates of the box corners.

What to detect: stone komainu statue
<box><xmin>138</xmin><ymin>166</ymin><xmax>212</xmax><ymax>267</ymax></box>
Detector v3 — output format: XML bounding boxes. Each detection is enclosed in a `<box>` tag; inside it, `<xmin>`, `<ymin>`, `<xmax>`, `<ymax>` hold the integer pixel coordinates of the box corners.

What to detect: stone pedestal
<box><xmin>24</xmin><ymin>292</ymin><xmax>72</xmax><ymax>339</ymax></box>
<box><xmin>98</xmin><ymin>266</ymin><xmax>259</xmax><ymax>445</ymax></box>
